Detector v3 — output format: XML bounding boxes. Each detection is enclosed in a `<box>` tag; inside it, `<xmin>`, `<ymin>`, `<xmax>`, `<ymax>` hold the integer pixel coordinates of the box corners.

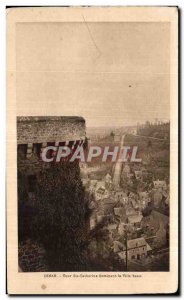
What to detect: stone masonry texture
<box><xmin>17</xmin><ymin>116</ymin><xmax>86</xmax><ymax>144</ymax></box>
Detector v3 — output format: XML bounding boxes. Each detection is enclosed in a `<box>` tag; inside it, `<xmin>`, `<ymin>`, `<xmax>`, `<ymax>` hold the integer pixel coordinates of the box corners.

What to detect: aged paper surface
<box><xmin>7</xmin><ymin>7</ymin><xmax>178</xmax><ymax>294</ymax></box>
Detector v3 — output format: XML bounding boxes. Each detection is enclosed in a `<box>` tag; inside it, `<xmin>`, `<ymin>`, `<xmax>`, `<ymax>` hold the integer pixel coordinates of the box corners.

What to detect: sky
<box><xmin>16</xmin><ymin>22</ymin><xmax>170</xmax><ymax>127</ymax></box>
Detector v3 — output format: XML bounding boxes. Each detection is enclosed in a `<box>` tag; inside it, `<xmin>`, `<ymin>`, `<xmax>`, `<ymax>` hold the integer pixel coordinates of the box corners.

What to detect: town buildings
<box><xmin>82</xmin><ymin>146</ymin><xmax>169</xmax><ymax>269</ymax></box>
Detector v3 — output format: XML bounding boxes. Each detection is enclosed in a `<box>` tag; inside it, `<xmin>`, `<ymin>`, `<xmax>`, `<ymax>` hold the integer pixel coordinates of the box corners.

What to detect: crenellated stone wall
<box><xmin>17</xmin><ymin>116</ymin><xmax>87</xmax><ymax>271</ymax></box>
<box><xmin>17</xmin><ymin>116</ymin><xmax>87</xmax><ymax>173</ymax></box>
<box><xmin>17</xmin><ymin>116</ymin><xmax>86</xmax><ymax>144</ymax></box>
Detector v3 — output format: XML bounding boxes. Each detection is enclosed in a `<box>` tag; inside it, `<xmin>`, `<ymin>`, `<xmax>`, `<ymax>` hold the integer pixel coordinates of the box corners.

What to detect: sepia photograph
<box><xmin>17</xmin><ymin>114</ymin><xmax>170</xmax><ymax>272</ymax></box>
<box><xmin>7</xmin><ymin>6</ymin><xmax>178</xmax><ymax>294</ymax></box>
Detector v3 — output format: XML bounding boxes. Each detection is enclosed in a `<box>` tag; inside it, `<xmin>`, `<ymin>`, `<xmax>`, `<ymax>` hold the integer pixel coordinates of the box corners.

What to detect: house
<box><xmin>153</xmin><ymin>180</ymin><xmax>167</xmax><ymax>191</ymax></box>
<box><xmin>126</xmin><ymin>206</ymin><xmax>137</xmax><ymax>216</ymax></box>
<box><xmin>89</xmin><ymin>180</ymin><xmax>109</xmax><ymax>200</ymax></box>
<box><xmin>95</xmin><ymin>180</ymin><xmax>106</xmax><ymax>190</ymax></box>
<box><xmin>127</xmin><ymin>237</ymin><xmax>152</xmax><ymax>260</ymax></box>
<box><xmin>117</xmin><ymin>237</ymin><xmax>152</xmax><ymax>261</ymax></box>
<box><xmin>114</xmin><ymin>207</ymin><xmax>127</xmax><ymax>223</ymax></box>
<box><xmin>114</xmin><ymin>189</ymin><xmax>127</xmax><ymax>202</ymax></box>
<box><xmin>139</xmin><ymin>191</ymin><xmax>149</xmax><ymax>201</ymax></box>
<box><xmin>95</xmin><ymin>186</ymin><xmax>109</xmax><ymax>201</ymax></box>
<box><xmin>98</xmin><ymin>198</ymin><xmax>115</xmax><ymax>215</ymax></box>
<box><xmin>128</xmin><ymin>213</ymin><xmax>143</xmax><ymax>229</ymax></box>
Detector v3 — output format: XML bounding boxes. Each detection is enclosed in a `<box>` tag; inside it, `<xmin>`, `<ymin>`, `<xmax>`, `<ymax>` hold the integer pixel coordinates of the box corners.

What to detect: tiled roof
<box><xmin>128</xmin><ymin>214</ymin><xmax>143</xmax><ymax>224</ymax></box>
<box><xmin>128</xmin><ymin>237</ymin><xmax>146</xmax><ymax>249</ymax></box>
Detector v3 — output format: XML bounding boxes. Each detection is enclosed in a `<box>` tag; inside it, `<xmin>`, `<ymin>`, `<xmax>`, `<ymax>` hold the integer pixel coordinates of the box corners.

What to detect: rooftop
<box><xmin>127</xmin><ymin>237</ymin><xmax>151</xmax><ymax>251</ymax></box>
<box><xmin>128</xmin><ymin>214</ymin><xmax>143</xmax><ymax>224</ymax></box>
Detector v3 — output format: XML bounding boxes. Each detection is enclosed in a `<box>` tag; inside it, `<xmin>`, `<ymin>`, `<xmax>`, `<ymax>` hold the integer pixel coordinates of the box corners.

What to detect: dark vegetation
<box><xmin>125</xmin><ymin>122</ymin><xmax>170</xmax><ymax>183</ymax></box>
<box><xmin>18</xmin><ymin>161</ymin><xmax>125</xmax><ymax>271</ymax></box>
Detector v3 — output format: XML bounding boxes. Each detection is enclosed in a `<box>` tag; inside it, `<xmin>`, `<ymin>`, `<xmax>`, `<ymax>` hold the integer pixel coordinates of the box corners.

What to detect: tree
<box><xmin>18</xmin><ymin>160</ymin><xmax>126</xmax><ymax>271</ymax></box>
<box><xmin>32</xmin><ymin>161</ymin><xmax>91</xmax><ymax>271</ymax></box>
<box><xmin>88</xmin><ymin>220</ymin><xmax>126</xmax><ymax>271</ymax></box>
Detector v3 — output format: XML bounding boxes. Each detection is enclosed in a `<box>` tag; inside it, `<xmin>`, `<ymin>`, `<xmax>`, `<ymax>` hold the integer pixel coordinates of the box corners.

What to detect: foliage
<box><xmin>35</xmin><ymin>161</ymin><xmax>92</xmax><ymax>270</ymax></box>
<box><xmin>18</xmin><ymin>161</ymin><xmax>125</xmax><ymax>271</ymax></box>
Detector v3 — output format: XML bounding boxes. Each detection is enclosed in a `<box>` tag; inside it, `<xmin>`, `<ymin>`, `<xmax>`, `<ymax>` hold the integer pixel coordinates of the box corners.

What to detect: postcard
<box><xmin>6</xmin><ymin>6</ymin><xmax>178</xmax><ymax>294</ymax></box>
